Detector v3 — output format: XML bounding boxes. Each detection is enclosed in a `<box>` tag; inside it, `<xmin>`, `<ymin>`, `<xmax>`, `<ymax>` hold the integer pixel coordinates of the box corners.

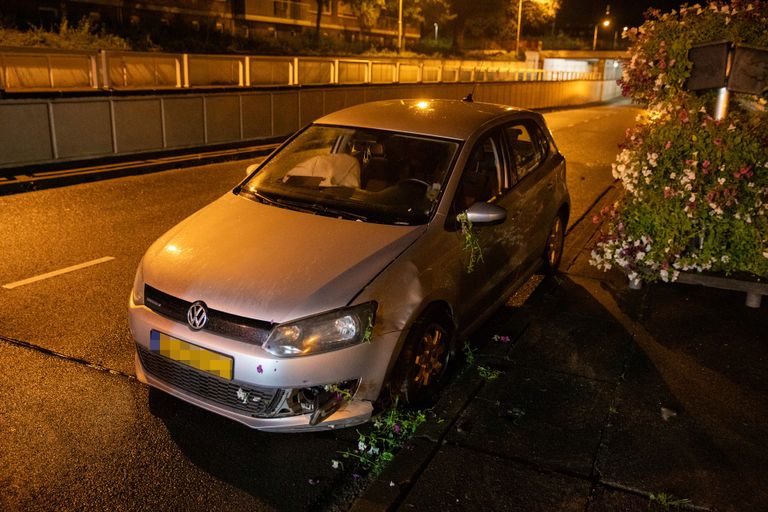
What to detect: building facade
<box><xmin>0</xmin><ymin>0</ymin><xmax>419</xmax><ymax>48</ymax></box>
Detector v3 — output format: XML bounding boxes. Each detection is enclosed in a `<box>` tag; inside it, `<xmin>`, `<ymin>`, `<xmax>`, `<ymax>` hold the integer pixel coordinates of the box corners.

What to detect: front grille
<box><xmin>144</xmin><ymin>285</ymin><xmax>273</xmax><ymax>345</ymax></box>
<box><xmin>137</xmin><ymin>345</ymin><xmax>281</xmax><ymax>417</ymax></box>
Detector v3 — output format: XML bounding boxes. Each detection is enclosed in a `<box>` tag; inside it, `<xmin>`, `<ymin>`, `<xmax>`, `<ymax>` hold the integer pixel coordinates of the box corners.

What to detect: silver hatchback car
<box><xmin>129</xmin><ymin>98</ymin><xmax>569</xmax><ymax>432</ymax></box>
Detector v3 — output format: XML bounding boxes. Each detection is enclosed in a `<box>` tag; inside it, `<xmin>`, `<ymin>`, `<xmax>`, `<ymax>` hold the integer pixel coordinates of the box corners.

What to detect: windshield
<box><xmin>240</xmin><ymin>125</ymin><xmax>459</xmax><ymax>225</ymax></box>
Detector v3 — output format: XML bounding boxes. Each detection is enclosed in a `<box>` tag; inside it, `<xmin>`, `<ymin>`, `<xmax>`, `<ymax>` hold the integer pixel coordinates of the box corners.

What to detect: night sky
<box><xmin>558</xmin><ymin>0</ymin><xmax>690</xmax><ymax>29</ymax></box>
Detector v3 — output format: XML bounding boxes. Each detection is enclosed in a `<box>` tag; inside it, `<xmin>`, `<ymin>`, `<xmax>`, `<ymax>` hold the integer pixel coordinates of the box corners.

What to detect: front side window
<box><xmin>240</xmin><ymin>125</ymin><xmax>459</xmax><ymax>225</ymax></box>
<box><xmin>453</xmin><ymin>135</ymin><xmax>503</xmax><ymax>212</ymax></box>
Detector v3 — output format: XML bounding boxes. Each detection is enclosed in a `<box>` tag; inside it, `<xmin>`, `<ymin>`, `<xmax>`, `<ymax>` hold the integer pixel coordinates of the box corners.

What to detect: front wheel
<box><xmin>392</xmin><ymin>307</ymin><xmax>455</xmax><ymax>407</ymax></box>
<box><xmin>542</xmin><ymin>213</ymin><xmax>565</xmax><ymax>275</ymax></box>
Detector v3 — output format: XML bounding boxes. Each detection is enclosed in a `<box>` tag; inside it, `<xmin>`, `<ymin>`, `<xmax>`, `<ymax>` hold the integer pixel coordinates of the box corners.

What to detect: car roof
<box><xmin>314</xmin><ymin>99</ymin><xmax>534</xmax><ymax>140</ymax></box>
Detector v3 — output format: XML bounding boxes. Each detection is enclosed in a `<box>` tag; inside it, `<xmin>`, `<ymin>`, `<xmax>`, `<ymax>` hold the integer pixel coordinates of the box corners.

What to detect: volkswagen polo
<box><xmin>129</xmin><ymin>98</ymin><xmax>569</xmax><ymax>432</ymax></box>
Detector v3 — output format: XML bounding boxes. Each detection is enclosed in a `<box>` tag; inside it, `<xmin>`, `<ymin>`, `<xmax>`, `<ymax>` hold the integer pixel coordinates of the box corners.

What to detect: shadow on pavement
<box><xmin>385</xmin><ymin>273</ymin><xmax>768</xmax><ymax>512</ymax></box>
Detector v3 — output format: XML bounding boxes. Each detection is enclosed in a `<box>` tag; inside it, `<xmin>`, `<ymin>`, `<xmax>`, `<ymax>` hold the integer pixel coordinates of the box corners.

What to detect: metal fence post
<box><xmin>333</xmin><ymin>59</ymin><xmax>339</xmax><ymax>84</ymax></box>
<box><xmin>89</xmin><ymin>53</ymin><xmax>98</xmax><ymax>89</ymax></box>
<box><xmin>182</xmin><ymin>54</ymin><xmax>189</xmax><ymax>88</ymax></box>
<box><xmin>100</xmin><ymin>51</ymin><xmax>109</xmax><ymax>89</ymax></box>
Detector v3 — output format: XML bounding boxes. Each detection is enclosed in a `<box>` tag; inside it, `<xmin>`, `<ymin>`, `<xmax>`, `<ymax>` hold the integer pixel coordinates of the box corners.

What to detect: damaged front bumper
<box><xmin>136</xmin><ymin>350</ymin><xmax>373</xmax><ymax>432</ymax></box>
<box><xmin>130</xmin><ymin>300</ymin><xmax>397</xmax><ymax>432</ymax></box>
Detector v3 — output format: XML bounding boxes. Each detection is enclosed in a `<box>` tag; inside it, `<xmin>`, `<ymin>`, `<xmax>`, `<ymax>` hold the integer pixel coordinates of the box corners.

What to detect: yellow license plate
<box><xmin>150</xmin><ymin>330</ymin><xmax>233</xmax><ymax>380</ymax></box>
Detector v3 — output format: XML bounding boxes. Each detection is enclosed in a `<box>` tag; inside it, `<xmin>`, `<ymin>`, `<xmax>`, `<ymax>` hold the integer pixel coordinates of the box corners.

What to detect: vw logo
<box><xmin>187</xmin><ymin>301</ymin><xmax>208</xmax><ymax>330</ymax></box>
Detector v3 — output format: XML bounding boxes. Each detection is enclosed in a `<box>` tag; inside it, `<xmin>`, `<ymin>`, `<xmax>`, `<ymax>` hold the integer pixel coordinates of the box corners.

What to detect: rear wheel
<box><xmin>542</xmin><ymin>213</ymin><xmax>565</xmax><ymax>275</ymax></box>
<box><xmin>392</xmin><ymin>307</ymin><xmax>455</xmax><ymax>407</ymax></box>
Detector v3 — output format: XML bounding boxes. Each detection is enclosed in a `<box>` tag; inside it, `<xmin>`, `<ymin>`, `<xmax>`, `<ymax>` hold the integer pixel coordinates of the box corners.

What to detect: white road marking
<box><xmin>2</xmin><ymin>256</ymin><xmax>115</xmax><ymax>290</ymax></box>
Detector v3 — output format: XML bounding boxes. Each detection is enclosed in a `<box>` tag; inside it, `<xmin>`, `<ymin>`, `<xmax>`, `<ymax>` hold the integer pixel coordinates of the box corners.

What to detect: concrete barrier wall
<box><xmin>0</xmin><ymin>79</ymin><xmax>621</xmax><ymax>170</ymax></box>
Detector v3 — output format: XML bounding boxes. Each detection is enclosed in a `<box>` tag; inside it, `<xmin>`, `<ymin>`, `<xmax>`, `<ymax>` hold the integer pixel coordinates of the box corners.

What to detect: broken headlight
<box><xmin>263</xmin><ymin>302</ymin><xmax>376</xmax><ymax>357</ymax></box>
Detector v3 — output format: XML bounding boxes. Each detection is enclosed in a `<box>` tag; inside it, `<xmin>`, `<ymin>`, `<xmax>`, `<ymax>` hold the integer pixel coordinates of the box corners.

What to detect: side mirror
<box><xmin>460</xmin><ymin>202</ymin><xmax>507</xmax><ymax>226</ymax></box>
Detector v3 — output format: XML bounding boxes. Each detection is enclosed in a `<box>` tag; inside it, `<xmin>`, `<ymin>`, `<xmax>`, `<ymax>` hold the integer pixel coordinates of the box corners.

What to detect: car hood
<box><xmin>142</xmin><ymin>193</ymin><xmax>425</xmax><ymax>324</ymax></box>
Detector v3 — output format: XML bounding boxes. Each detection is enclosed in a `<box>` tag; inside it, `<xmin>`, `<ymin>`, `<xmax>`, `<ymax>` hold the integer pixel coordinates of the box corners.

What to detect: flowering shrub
<box><xmin>591</xmin><ymin>2</ymin><xmax>768</xmax><ymax>282</ymax></box>
<box><xmin>620</xmin><ymin>2</ymin><xmax>768</xmax><ymax>106</ymax></box>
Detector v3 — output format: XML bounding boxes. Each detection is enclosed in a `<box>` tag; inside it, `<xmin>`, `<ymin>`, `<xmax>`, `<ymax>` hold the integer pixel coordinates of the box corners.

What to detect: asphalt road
<box><xmin>0</xmin><ymin>100</ymin><xmax>642</xmax><ymax>512</ymax></box>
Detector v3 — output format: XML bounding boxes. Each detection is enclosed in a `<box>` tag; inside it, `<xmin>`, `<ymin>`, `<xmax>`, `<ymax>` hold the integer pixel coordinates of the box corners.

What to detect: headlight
<box><xmin>263</xmin><ymin>302</ymin><xmax>377</xmax><ymax>357</ymax></box>
<box><xmin>131</xmin><ymin>259</ymin><xmax>145</xmax><ymax>306</ymax></box>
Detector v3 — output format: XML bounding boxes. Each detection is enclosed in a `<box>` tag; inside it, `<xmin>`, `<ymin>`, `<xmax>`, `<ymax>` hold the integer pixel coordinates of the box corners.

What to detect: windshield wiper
<box><xmin>250</xmin><ymin>190</ymin><xmax>367</xmax><ymax>221</ymax></box>
<box><xmin>302</xmin><ymin>202</ymin><xmax>368</xmax><ymax>221</ymax></box>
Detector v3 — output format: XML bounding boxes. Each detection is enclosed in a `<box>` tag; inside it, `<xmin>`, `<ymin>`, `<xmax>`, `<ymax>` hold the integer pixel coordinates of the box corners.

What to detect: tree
<box><xmin>346</xmin><ymin>0</ymin><xmax>387</xmax><ymax>30</ymax></box>
<box><xmin>501</xmin><ymin>0</ymin><xmax>560</xmax><ymax>46</ymax></box>
<box><xmin>314</xmin><ymin>0</ymin><xmax>330</xmax><ymax>43</ymax></box>
<box><xmin>446</xmin><ymin>0</ymin><xmax>506</xmax><ymax>50</ymax></box>
<box><xmin>444</xmin><ymin>0</ymin><xmax>559</xmax><ymax>51</ymax></box>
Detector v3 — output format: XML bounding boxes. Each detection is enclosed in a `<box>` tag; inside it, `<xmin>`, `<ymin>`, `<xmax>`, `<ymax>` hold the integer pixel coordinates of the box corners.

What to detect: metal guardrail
<box><xmin>0</xmin><ymin>47</ymin><xmax>608</xmax><ymax>92</ymax></box>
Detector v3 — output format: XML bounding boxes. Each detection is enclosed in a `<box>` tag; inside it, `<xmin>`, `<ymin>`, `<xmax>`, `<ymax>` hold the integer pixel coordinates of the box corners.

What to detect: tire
<box><xmin>542</xmin><ymin>212</ymin><xmax>565</xmax><ymax>275</ymax></box>
<box><xmin>391</xmin><ymin>307</ymin><xmax>455</xmax><ymax>407</ymax></box>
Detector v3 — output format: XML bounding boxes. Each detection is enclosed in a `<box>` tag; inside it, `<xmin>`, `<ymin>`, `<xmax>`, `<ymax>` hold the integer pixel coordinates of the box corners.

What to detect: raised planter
<box><xmin>630</xmin><ymin>272</ymin><xmax>767</xmax><ymax>308</ymax></box>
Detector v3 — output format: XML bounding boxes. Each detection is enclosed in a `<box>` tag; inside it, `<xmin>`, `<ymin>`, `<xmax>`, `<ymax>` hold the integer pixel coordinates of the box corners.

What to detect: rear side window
<box><xmin>504</xmin><ymin>122</ymin><xmax>547</xmax><ymax>180</ymax></box>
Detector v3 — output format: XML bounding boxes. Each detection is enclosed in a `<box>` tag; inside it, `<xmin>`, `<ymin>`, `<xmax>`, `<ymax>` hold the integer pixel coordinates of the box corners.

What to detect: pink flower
<box><xmin>665</xmin><ymin>140</ymin><xmax>672</xmax><ymax>149</ymax></box>
<box><xmin>733</xmin><ymin>166</ymin><xmax>753</xmax><ymax>179</ymax></box>
<box><xmin>713</xmin><ymin>137</ymin><xmax>723</xmax><ymax>146</ymax></box>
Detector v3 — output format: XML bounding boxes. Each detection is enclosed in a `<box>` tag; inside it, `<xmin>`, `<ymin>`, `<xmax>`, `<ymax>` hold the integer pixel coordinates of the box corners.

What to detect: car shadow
<box><xmin>147</xmin><ymin>388</ymin><xmax>358</xmax><ymax>511</ymax></box>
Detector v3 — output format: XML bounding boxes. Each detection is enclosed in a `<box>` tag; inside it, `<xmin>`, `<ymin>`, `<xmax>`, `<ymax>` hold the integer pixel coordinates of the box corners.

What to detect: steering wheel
<box><xmin>399</xmin><ymin>178</ymin><xmax>430</xmax><ymax>189</ymax></box>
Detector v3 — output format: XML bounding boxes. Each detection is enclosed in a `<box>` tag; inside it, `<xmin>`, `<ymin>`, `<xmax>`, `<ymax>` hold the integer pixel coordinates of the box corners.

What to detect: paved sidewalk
<box><xmin>351</xmin><ymin>186</ymin><xmax>768</xmax><ymax>512</ymax></box>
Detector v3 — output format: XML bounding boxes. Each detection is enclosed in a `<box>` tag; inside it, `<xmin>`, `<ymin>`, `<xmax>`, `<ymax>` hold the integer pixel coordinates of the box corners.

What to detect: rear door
<box><xmin>500</xmin><ymin>118</ymin><xmax>561</xmax><ymax>269</ymax></box>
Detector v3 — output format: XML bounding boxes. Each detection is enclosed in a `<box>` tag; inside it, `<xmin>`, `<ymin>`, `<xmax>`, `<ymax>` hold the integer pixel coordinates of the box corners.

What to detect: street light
<box><xmin>592</xmin><ymin>17</ymin><xmax>610</xmax><ymax>50</ymax></box>
<box><xmin>434</xmin><ymin>22</ymin><xmax>438</xmax><ymax>41</ymax></box>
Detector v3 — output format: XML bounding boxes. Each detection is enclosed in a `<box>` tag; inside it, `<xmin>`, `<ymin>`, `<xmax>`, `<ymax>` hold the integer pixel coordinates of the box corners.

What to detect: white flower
<box><xmin>331</xmin><ymin>460</ymin><xmax>342</xmax><ymax>470</ymax></box>
<box><xmin>660</xmin><ymin>269</ymin><xmax>670</xmax><ymax>282</ymax></box>
<box><xmin>358</xmin><ymin>441</ymin><xmax>367</xmax><ymax>451</ymax></box>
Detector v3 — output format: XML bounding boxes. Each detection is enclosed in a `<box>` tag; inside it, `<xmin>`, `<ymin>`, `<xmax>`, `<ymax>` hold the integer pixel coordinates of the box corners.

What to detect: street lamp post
<box><xmin>592</xmin><ymin>5</ymin><xmax>611</xmax><ymax>51</ymax></box>
<box><xmin>434</xmin><ymin>22</ymin><xmax>438</xmax><ymax>41</ymax></box>
<box><xmin>592</xmin><ymin>18</ymin><xmax>610</xmax><ymax>50</ymax></box>
<box><xmin>398</xmin><ymin>0</ymin><xmax>403</xmax><ymax>53</ymax></box>
<box><xmin>514</xmin><ymin>0</ymin><xmax>523</xmax><ymax>57</ymax></box>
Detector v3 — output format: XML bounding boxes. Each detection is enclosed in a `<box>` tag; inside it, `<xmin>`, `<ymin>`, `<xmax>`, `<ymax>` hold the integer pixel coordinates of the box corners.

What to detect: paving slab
<box><xmin>575</xmin><ymin>274</ymin><xmax>768</xmax><ymax>512</ymax></box>
<box><xmin>447</xmin><ymin>366</ymin><xmax>614</xmax><ymax>477</ymax></box>
<box><xmin>507</xmin><ymin>276</ymin><xmax>636</xmax><ymax>382</ymax></box>
<box><xmin>399</xmin><ymin>445</ymin><xmax>591</xmax><ymax>512</ymax></box>
<box><xmin>586</xmin><ymin>485</ymin><xmax>686</xmax><ymax>512</ymax></box>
